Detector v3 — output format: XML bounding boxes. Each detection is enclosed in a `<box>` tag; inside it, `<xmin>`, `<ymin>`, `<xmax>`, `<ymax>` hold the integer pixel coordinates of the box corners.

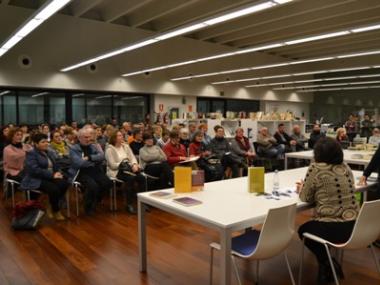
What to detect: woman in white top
<box><xmin>368</xmin><ymin>128</ymin><xmax>380</xmax><ymax>145</ymax></box>
<box><xmin>105</xmin><ymin>130</ymin><xmax>145</xmax><ymax>214</ymax></box>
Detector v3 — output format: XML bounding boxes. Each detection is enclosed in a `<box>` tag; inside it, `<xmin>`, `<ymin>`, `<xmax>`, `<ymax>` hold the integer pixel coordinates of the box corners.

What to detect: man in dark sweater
<box><xmin>308</xmin><ymin>124</ymin><xmax>326</xmax><ymax>149</ymax></box>
<box><xmin>208</xmin><ymin>126</ymin><xmax>241</xmax><ymax>178</ymax></box>
<box><xmin>274</xmin><ymin>123</ymin><xmax>297</xmax><ymax>152</ymax></box>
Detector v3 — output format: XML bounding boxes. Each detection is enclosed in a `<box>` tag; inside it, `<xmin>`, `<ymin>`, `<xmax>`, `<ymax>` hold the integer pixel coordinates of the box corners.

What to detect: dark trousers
<box><xmin>117</xmin><ymin>171</ymin><xmax>146</xmax><ymax>204</ymax></box>
<box><xmin>144</xmin><ymin>162</ymin><xmax>173</xmax><ymax>190</ymax></box>
<box><xmin>298</xmin><ymin>220</ymin><xmax>355</xmax><ymax>264</ymax></box>
<box><xmin>221</xmin><ymin>155</ymin><xmax>240</xmax><ymax>178</ymax></box>
<box><xmin>78</xmin><ymin>167</ymin><xmax>112</xmax><ymax>213</ymax></box>
<box><xmin>39</xmin><ymin>179</ymin><xmax>69</xmax><ymax>212</ymax></box>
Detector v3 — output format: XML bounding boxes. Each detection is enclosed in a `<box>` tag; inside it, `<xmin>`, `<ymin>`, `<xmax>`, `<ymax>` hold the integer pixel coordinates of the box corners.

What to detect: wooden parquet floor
<box><xmin>0</xmin><ymin>192</ymin><xmax>379</xmax><ymax>285</ymax></box>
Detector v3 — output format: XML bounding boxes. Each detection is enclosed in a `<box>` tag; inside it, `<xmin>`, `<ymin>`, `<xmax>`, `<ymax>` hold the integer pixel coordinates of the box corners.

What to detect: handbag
<box><xmin>11</xmin><ymin>200</ymin><xmax>45</xmax><ymax>230</ymax></box>
<box><xmin>117</xmin><ymin>159</ymin><xmax>139</xmax><ymax>179</ymax></box>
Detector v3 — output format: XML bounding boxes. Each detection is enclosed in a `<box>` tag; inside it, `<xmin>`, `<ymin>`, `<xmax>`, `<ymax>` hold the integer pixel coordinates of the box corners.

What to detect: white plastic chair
<box><xmin>209</xmin><ymin>203</ymin><xmax>297</xmax><ymax>285</ymax></box>
<box><xmin>299</xmin><ymin>200</ymin><xmax>380</xmax><ymax>285</ymax></box>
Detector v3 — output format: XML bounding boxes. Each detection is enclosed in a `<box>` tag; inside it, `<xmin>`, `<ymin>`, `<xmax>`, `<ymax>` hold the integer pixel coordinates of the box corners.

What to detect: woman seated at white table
<box><xmin>296</xmin><ymin>137</ymin><xmax>359</xmax><ymax>285</ymax></box>
<box><xmin>368</xmin><ymin>128</ymin><xmax>380</xmax><ymax>145</ymax></box>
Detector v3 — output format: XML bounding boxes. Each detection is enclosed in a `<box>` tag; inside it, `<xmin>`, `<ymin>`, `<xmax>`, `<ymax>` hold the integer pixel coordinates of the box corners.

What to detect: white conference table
<box><xmin>138</xmin><ymin>167</ymin><xmax>376</xmax><ymax>285</ymax></box>
<box><xmin>285</xmin><ymin>149</ymin><xmax>374</xmax><ymax>169</ymax></box>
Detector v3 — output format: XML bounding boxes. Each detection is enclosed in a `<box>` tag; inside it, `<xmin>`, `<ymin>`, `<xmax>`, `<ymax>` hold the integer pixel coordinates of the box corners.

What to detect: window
<box><xmin>18</xmin><ymin>90</ymin><xmax>45</xmax><ymax>125</ymax></box>
<box><xmin>86</xmin><ymin>94</ymin><xmax>112</xmax><ymax>125</ymax></box>
<box><xmin>113</xmin><ymin>95</ymin><xmax>148</xmax><ymax>123</ymax></box>
<box><xmin>197</xmin><ymin>98</ymin><xmax>259</xmax><ymax>117</ymax></box>
<box><xmin>49</xmin><ymin>93</ymin><xmax>65</xmax><ymax>124</ymax></box>
<box><xmin>72</xmin><ymin>94</ymin><xmax>86</xmax><ymax>125</ymax></box>
<box><xmin>2</xmin><ymin>91</ymin><xmax>16</xmax><ymax>125</ymax></box>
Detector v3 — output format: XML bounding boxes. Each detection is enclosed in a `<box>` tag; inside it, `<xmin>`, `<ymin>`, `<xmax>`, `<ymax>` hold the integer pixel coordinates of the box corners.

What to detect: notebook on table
<box><xmin>172</xmin><ymin>197</ymin><xmax>202</xmax><ymax>207</ymax></box>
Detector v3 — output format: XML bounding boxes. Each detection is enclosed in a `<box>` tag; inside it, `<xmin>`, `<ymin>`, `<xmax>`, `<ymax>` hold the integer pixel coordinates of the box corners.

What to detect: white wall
<box><xmin>261</xmin><ymin>101</ymin><xmax>310</xmax><ymax>122</ymax></box>
<box><xmin>153</xmin><ymin>94</ymin><xmax>197</xmax><ymax>118</ymax></box>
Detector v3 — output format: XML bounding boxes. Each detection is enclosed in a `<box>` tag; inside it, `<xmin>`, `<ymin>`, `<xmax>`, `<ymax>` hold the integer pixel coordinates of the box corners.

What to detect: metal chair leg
<box><xmin>284</xmin><ymin>251</ymin><xmax>296</xmax><ymax>285</ymax></box>
<box><xmin>114</xmin><ymin>183</ymin><xmax>117</xmax><ymax>211</ymax></box>
<box><xmin>75</xmin><ymin>185</ymin><xmax>79</xmax><ymax>216</ymax></box>
<box><xmin>298</xmin><ymin>238</ymin><xmax>305</xmax><ymax>285</ymax></box>
<box><xmin>325</xmin><ymin>244</ymin><xmax>339</xmax><ymax>285</ymax></box>
<box><xmin>254</xmin><ymin>260</ymin><xmax>260</xmax><ymax>285</ymax></box>
<box><xmin>231</xmin><ymin>255</ymin><xmax>242</xmax><ymax>285</ymax></box>
<box><xmin>11</xmin><ymin>183</ymin><xmax>15</xmax><ymax>208</ymax></box>
<box><xmin>66</xmin><ymin>189</ymin><xmax>71</xmax><ymax>218</ymax></box>
<box><xmin>209</xmin><ymin>247</ymin><xmax>214</xmax><ymax>285</ymax></box>
<box><xmin>110</xmin><ymin>186</ymin><xmax>113</xmax><ymax>211</ymax></box>
<box><xmin>370</xmin><ymin>244</ymin><xmax>380</xmax><ymax>274</ymax></box>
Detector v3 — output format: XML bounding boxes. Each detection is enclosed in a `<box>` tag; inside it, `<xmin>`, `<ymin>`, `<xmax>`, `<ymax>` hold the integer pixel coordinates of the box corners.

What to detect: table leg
<box><xmin>138</xmin><ymin>199</ymin><xmax>147</xmax><ymax>272</ymax></box>
<box><xmin>219</xmin><ymin>228</ymin><xmax>232</xmax><ymax>285</ymax></box>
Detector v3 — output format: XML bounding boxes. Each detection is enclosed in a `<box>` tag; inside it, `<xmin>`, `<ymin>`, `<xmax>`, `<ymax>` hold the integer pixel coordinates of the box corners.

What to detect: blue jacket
<box><xmin>21</xmin><ymin>148</ymin><xmax>59</xmax><ymax>190</ymax></box>
<box><xmin>68</xmin><ymin>143</ymin><xmax>105</xmax><ymax>180</ymax></box>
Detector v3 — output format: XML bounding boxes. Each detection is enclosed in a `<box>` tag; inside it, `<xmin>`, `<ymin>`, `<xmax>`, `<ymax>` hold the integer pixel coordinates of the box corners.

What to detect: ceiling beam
<box><xmin>69</xmin><ymin>0</ymin><xmax>103</xmax><ymax>17</ymax></box>
<box><xmin>212</xmin><ymin>0</ymin><xmax>380</xmax><ymax>45</ymax></box>
<box><xmin>127</xmin><ymin>0</ymin><xmax>200</xmax><ymax>28</ymax></box>
<box><xmin>229</xmin><ymin>10</ymin><xmax>380</xmax><ymax>48</ymax></box>
<box><xmin>193</xmin><ymin>0</ymin><xmax>354</xmax><ymax>41</ymax></box>
<box><xmin>101</xmin><ymin>0</ymin><xmax>153</xmax><ymax>23</ymax></box>
<box><xmin>149</xmin><ymin>0</ymin><xmax>252</xmax><ymax>32</ymax></box>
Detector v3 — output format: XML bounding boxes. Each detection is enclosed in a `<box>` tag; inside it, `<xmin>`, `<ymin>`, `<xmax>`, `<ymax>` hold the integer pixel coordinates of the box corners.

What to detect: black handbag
<box><xmin>117</xmin><ymin>160</ymin><xmax>138</xmax><ymax>179</ymax></box>
<box><xmin>11</xmin><ymin>201</ymin><xmax>45</xmax><ymax>230</ymax></box>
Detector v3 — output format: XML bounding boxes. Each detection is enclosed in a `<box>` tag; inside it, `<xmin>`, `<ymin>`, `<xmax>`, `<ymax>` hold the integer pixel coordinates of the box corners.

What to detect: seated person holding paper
<box><xmin>163</xmin><ymin>131</ymin><xmax>196</xmax><ymax>167</ymax></box>
<box><xmin>297</xmin><ymin>137</ymin><xmax>358</xmax><ymax>284</ymax></box>
<box><xmin>189</xmin><ymin>131</ymin><xmax>223</xmax><ymax>182</ymax></box>
<box><xmin>139</xmin><ymin>133</ymin><xmax>173</xmax><ymax>189</ymax></box>
<box><xmin>208</xmin><ymin>126</ymin><xmax>242</xmax><ymax>178</ymax></box>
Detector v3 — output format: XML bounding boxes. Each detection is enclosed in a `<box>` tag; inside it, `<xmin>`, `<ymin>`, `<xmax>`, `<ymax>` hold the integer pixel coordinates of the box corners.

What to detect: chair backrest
<box><xmin>344</xmin><ymin>200</ymin><xmax>380</xmax><ymax>249</ymax></box>
<box><xmin>251</xmin><ymin>203</ymin><xmax>296</xmax><ymax>259</ymax></box>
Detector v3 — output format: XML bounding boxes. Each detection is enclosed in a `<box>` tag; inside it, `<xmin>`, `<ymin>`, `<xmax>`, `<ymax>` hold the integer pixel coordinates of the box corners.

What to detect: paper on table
<box><xmin>179</xmin><ymin>156</ymin><xmax>200</xmax><ymax>163</ymax></box>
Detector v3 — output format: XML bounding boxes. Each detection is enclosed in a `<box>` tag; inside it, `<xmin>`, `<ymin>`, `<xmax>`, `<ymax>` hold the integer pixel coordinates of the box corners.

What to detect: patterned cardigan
<box><xmin>300</xmin><ymin>162</ymin><xmax>359</xmax><ymax>222</ymax></box>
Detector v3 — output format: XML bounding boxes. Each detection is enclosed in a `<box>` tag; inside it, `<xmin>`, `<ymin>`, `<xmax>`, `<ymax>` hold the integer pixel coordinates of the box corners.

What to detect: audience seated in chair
<box><xmin>368</xmin><ymin>128</ymin><xmax>380</xmax><ymax>145</ymax></box>
<box><xmin>105</xmin><ymin>130</ymin><xmax>146</xmax><ymax>214</ymax></box>
<box><xmin>291</xmin><ymin>124</ymin><xmax>308</xmax><ymax>151</ymax></box>
<box><xmin>230</xmin><ymin>127</ymin><xmax>256</xmax><ymax>171</ymax></box>
<box><xmin>3</xmin><ymin>127</ymin><xmax>32</xmax><ymax>183</ymax></box>
<box><xmin>69</xmin><ymin>127</ymin><xmax>112</xmax><ymax>216</ymax></box>
<box><xmin>256</xmin><ymin>127</ymin><xmax>285</xmax><ymax>159</ymax></box>
<box><xmin>297</xmin><ymin>137</ymin><xmax>358</xmax><ymax>284</ymax></box>
<box><xmin>163</xmin><ymin>131</ymin><xmax>189</xmax><ymax>167</ymax></box>
<box><xmin>129</xmin><ymin>128</ymin><xmax>144</xmax><ymax>156</ymax></box>
<box><xmin>156</xmin><ymin>129</ymin><xmax>170</xmax><ymax>149</ymax></box>
<box><xmin>274</xmin><ymin>123</ymin><xmax>297</xmax><ymax>153</ymax></box>
<box><xmin>179</xmin><ymin>128</ymin><xmax>191</xmax><ymax>153</ymax></box>
<box><xmin>208</xmin><ymin>126</ymin><xmax>242</xmax><ymax>178</ymax></box>
<box><xmin>139</xmin><ymin>133</ymin><xmax>173</xmax><ymax>190</ymax></box>
<box><xmin>189</xmin><ymin>131</ymin><xmax>223</xmax><ymax>182</ymax></box>
<box><xmin>198</xmin><ymin>123</ymin><xmax>212</xmax><ymax>146</ymax></box>
<box><xmin>49</xmin><ymin>131</ymin><xmax>72</xmax><ymax>176</ymax></box>
<box><xmin>308</xmin><ymin>124</ymin><xmax>326</xmax><ymax>149</ymax></box>
<box><xmin>21</xmin><ymin>133</ymin><xmax>69</xmax><ymax>221</ymax></box>
<box><xmin>336</xmin><ymin>127</ymin><xmax>350</xmax><ymax>149</ymax></box>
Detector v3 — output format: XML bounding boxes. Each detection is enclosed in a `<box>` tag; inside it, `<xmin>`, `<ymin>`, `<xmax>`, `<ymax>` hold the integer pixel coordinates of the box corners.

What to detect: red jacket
<box><xmin>189</xmin><ymin>142</ymin><xmax>201</xmax><ymax>156</ymax></box>
<box><xmin>163</xmin><ymin>142</ymin><xmax>187</xmax><ymax>165</ymax></box>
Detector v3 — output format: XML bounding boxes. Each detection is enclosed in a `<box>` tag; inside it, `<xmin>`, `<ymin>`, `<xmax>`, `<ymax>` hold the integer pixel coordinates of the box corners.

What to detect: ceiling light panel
<box><xmin>0</xmin><ymin>0</ymin><xmax>72</xmax><ymax>58</ymax></box>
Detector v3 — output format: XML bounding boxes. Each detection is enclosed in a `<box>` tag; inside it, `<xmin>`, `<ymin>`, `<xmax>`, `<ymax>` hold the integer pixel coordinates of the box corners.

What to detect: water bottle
<box><xmin>273</xmin><ymin>169</ymin><xmax>280</xmax><ymax>196</ymax></box>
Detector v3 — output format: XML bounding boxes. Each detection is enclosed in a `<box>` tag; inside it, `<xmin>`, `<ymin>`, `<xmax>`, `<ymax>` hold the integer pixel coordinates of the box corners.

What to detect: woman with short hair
<box><xmin>297</xmin><ymin>137</ymin><xmax>359</xmax><ymax>284</ymax></box>
<box><xmin>3</xmin><ymin>127</ymin><xmax>32</xmax><ymax>182</ymax></box>
<box><xmin>21</xmin><ymin>133</ymin><xmax>69</xmax><ymax>221</ymax></box>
